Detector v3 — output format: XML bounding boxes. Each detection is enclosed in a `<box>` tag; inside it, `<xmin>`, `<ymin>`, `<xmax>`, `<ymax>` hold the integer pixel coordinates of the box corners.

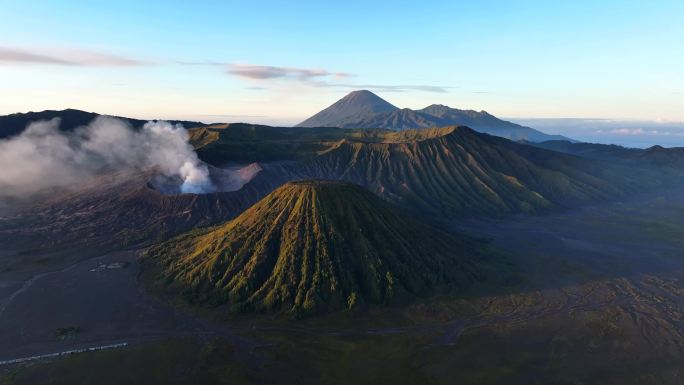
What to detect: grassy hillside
<box><xmin>143</xmin><ymin>180</ymin><xmax>487</xmax><ymax>317</ymax></box>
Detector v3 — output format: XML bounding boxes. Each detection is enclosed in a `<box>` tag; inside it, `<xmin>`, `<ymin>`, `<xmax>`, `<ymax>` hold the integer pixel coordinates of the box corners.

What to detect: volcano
<box><xmin>143</xmin><ymin>180</ymin><xmax>486</xmax><ymax>316</ymax></box>
<box><xmin>296</xmin><ymin>90</ymin><xmax>399</xmax><ymax>128</ymax></box>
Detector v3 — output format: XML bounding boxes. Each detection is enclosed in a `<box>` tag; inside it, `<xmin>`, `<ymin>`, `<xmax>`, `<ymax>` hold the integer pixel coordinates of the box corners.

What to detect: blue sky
<box><xmin>1</xmin><ymin>0</ymin><xmax>683</xmax><ymax>140</ymax></box>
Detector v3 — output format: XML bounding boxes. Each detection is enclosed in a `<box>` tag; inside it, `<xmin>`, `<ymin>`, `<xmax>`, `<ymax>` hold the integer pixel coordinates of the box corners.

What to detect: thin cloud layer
<box><xmin>321</xmin><ymin>83</ymin><xmax>455</xmax><ymax>93</ymax></box>
<box><xmin>602</xmin><ymin>127</ymin><xmax>684</xmax><ymax>136</ymax></box>
<box><xmin>608</xmin><ymin>128</ymin><xmax>647</xmax><ymax>135</ymax></box>
<box><xmin>227</xmin><ymin>62</ymin><xmax>452</xmax><ymax>93</ymax></box>
<box><xmin>0</xmin><ymin>46</ymin><xmax>146</xmax><ymax>67</ymax></box>
<box><xmin>228</xmin><ymin>63</ymin><xmax>351</xmax><ymax>81</ymax></box>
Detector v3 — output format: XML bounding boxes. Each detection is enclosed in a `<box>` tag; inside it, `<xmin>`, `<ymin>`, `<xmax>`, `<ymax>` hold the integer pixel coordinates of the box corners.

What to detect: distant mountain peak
<box><xmin>420</xmin><ymin>104</ymin><xmax>458</xmax><ymax>116</ymax></box>
<box><xmin>345</xmin><ymin>89</ymin><xmax>380</xmax><ymax>98</ymax></box>
<box><xmin>296</xmin><ymin>90</ymin><xmax>398</xmax><ymax>128</ymax></box>
<box><xmin>335</xmin><ymin>90</ymin><xmax>397</xmax><ymax>110</ymax></box>
<box><xmin>422</xmin><ymin>103</ymin><xmax>450</xmax><ymax>110</ymax></box>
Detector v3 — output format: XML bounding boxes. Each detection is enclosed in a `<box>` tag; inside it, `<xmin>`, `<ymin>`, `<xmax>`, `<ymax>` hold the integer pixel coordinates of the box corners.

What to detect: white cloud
<box><xmin>228</xmin><ymin>63</ymin><xmax>350</xmax><ymax>81</ymax></box>
<box><xmin>226</xmin><ymin>62</ymin><xmax>454</xmax><ymax>93</ymax></box>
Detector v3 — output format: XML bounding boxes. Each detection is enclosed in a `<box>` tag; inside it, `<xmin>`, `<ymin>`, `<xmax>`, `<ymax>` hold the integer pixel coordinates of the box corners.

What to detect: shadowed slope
<box><xmin>144</xmin><ymin>180</ymin><xmax>485</xmax><ymax>316</ymax></box>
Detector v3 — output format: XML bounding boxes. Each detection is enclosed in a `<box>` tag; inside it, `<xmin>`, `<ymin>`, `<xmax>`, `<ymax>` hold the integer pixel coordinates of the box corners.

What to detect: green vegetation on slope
<box><xmin>143</xmin><ymin>180</ymin><xmax>486</xmax><ymax>316</ymax></box>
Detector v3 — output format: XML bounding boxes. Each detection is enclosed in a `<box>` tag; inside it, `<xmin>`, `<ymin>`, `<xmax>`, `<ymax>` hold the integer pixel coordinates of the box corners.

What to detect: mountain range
<box><xmin>1</xmin><ymin>109</ymin><xmax>681</xmax><ymax>254</ymax></box>
<box><xmin>1</xmin><ymin>107</ymin><xmax>684</xmax><ymax>322</ymax></box>
<box><xmin>1</xmin><ymin>93</ymin><xmax>566</xmax><ymax>144</ymax></box>
<box><xmin>297</xmin><ymin>90</ymin><xmax>570</xmax><ymax>142</ymax></box>
<box><xmin>3</xmin><ymin>121</ymin><xmax>675</xmax><ymax>255</ymax></box>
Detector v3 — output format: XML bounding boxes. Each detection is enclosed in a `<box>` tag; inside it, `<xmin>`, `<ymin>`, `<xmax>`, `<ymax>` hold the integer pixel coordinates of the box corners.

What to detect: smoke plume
<box><xmin>0</xmin><ymin>116</ymin><xmax>214</xmax><ymax>199</ymax></box>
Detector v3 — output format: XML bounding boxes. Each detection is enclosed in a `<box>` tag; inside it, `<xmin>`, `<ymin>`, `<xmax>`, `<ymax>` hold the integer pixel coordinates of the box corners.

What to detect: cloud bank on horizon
<box><xmin>0</xmin><ymin>117</ymin><xmax>213</xmax><ymax>200</ymax></box>
<box><xmin>513</xmin><ymin>118</ymin><xmax>684</xmax><ymax>148</ymax></box>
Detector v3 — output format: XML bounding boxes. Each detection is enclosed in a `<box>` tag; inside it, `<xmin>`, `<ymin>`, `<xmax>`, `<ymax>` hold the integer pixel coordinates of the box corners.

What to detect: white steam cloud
<box><xmin>0</xmin><ymin>116</ymin><xmax>214</xmax><ymax>198</ymax></box>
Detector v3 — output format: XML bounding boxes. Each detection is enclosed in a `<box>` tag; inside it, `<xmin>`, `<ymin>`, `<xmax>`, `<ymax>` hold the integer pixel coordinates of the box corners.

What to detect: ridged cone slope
<box><xmin>293</xmin><ymin>127</ymin><xmax>628</xmax><ymax>217</ymax></box>
<box><xmin>144</xmin><ymin>180</ymin><xmax>483</xmax><ymax>316</ymax></box>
